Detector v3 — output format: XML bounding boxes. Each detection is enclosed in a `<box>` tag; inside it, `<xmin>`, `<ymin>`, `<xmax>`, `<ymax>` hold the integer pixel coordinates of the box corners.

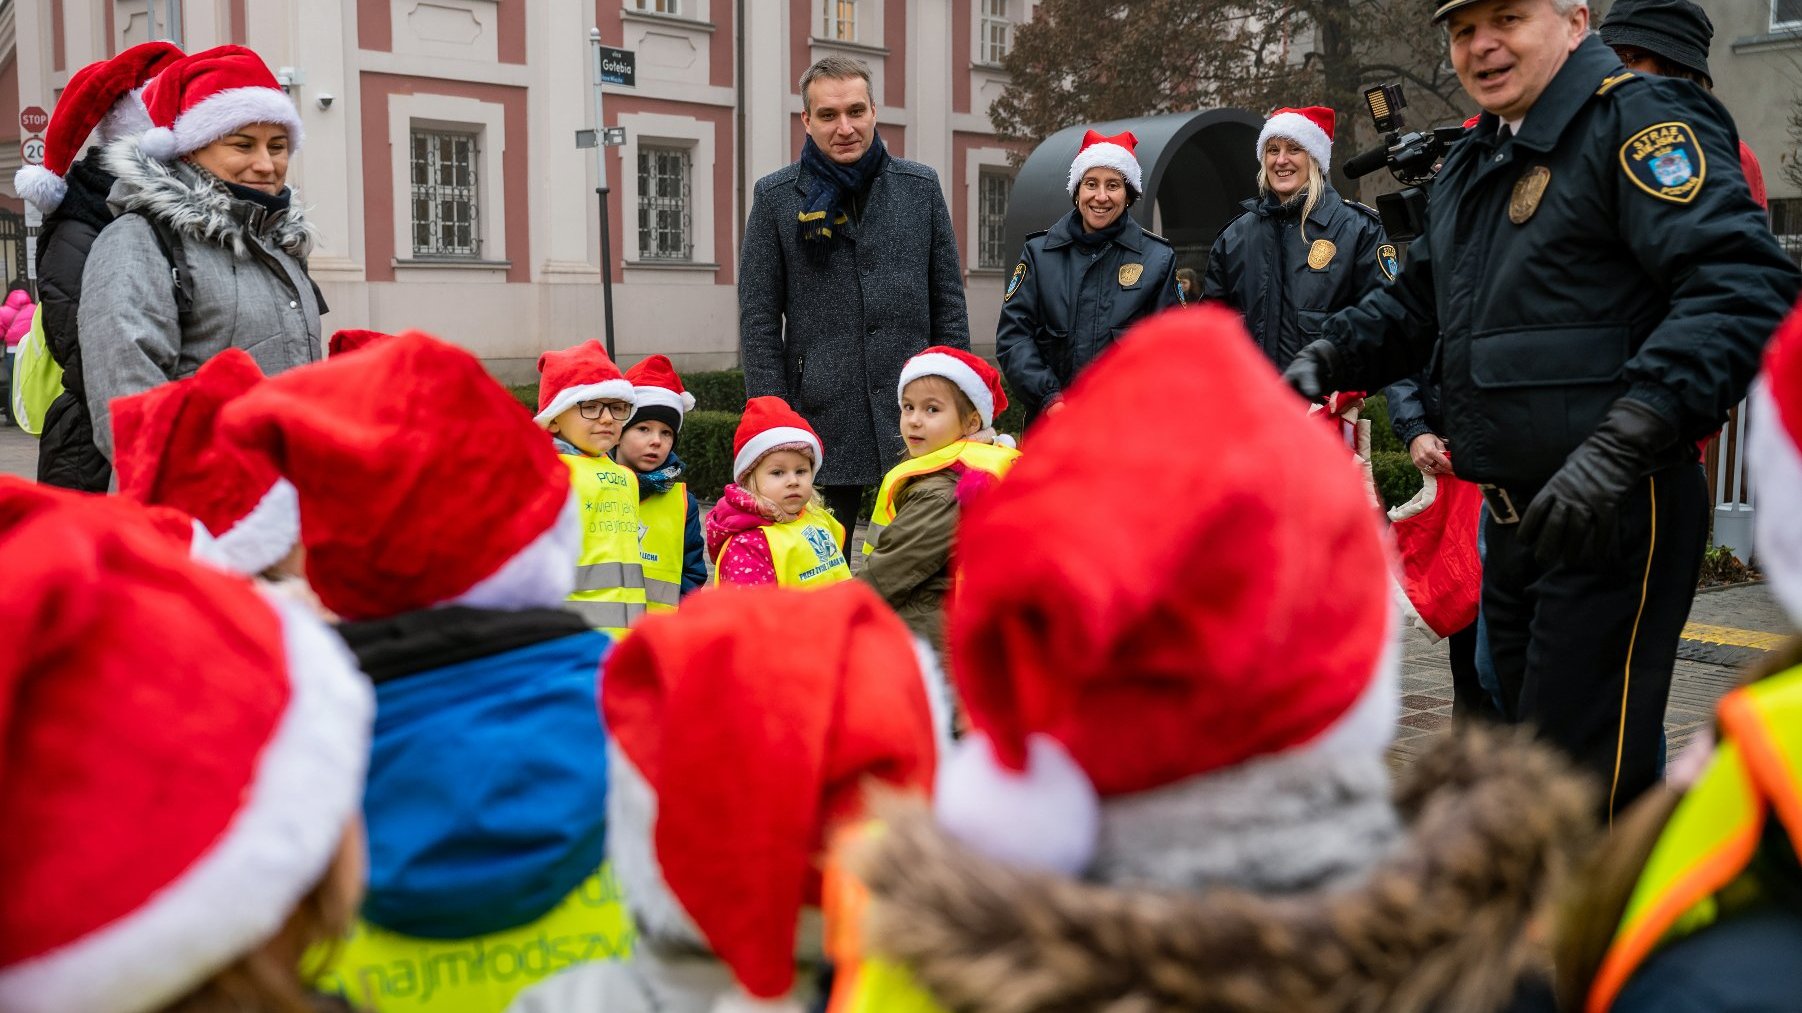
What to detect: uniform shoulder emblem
<box><xmin>1620</xmin><ymin>120</ymin><xmax>1706</xmax><ymax>204</ymax></box>
<box><xmin>1376</xmin><ymin>243</ymin><xmax>1402</xmax><ymax>282</ymax></box>
<box><xmin>1596</xmin><ymin>71</ymin><xmax>1638</xmax><ymax>96</ymax></box>
<box><xmin>1342</xmin><ymin>199</ymin><xmax>1382</xmax><ymax>223</ymax></box>
<box><xmin>1005</xmin><ymin>260</ymin><xmax>1028</xmax><ymax>301</ymax></box>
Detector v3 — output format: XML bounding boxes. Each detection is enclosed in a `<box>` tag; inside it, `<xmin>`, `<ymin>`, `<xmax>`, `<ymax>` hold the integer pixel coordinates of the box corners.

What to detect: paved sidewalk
<box><xmin>0</xmin><ymin>426</ymin><xmax>36</xmax><ymax>479</ymax></box>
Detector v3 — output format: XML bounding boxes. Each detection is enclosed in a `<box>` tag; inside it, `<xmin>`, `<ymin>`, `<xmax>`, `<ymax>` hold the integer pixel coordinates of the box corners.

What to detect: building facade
<box><xmin>0</xmin><ymin>0</ymin><xmax>1036</xmax><ymax>379</ymax></box>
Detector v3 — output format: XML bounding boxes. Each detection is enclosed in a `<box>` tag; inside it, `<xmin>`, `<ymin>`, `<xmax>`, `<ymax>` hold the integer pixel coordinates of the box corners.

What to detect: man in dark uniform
<box><xmin>1284</xmin><ymin>0</ymin><xmax>1800</xmax><ymax>817</ymax></box>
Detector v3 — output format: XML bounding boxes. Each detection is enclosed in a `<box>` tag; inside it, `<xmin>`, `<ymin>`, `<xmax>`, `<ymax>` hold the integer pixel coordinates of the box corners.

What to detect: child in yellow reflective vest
<box><xmin>535</xmin><ymin>341</ymin><xmax>648</xmax><ymax>637</ymax></box>
<box><xmin>705</xmin><ymin>396</ymin><xmax>850</xmax><ymax>588</ymax></box>
<box><xmin>860</xmin><ymin>346</ymin><xmax>1018</xmax><ymax>652</ymax></box>
<box><xmin>617</xmin><ymin>355</ymin><xmax>706</xmax><ymax>611</ymax></box>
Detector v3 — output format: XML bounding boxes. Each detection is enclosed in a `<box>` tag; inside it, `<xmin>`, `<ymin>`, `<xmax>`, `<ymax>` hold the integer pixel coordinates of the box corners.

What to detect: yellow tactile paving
<box><xmin>1680</xmin><ymin>622</ymin><xmax>1788</xmax><ymax>652</ymax></box>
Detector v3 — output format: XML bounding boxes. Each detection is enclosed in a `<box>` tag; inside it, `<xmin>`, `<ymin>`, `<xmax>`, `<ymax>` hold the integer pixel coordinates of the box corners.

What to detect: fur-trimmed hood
<box><xmin>854</xmin><ymin>727</ymin><xmax>1599</xmax><ymax>1013</ymax></box>
<box><xmin>100</xmin><ymin>135</ymin><xmax>315</xmax><ymax>260</ymax></box>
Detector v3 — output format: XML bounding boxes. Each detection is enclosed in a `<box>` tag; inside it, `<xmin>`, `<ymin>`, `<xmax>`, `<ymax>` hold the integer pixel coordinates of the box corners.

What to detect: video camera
<box><xmin>1342</xmin><ymin>84</ymin><xmax>1466</xmax><ymax>243</ymax></box>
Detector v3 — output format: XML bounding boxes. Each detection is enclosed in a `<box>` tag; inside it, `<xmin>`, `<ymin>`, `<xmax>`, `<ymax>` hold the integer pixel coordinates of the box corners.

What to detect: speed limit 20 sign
<box><xmin>20</xmin><ymin>136</ymin><xmax>46</xmax><ymax>166</ymax></box>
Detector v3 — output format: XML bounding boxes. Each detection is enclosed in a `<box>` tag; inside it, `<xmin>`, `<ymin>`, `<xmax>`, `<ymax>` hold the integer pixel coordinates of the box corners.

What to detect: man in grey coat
<box><xmin>738</xmin><ymin>56</ymin><xmax>970</xmax><ymax>533</ymax></box>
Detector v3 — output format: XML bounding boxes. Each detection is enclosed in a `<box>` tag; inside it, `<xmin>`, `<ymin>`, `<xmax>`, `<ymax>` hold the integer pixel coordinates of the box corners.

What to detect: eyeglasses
<box><xmin>577</xmin><ymin>400</ymin><xmax>633</xmax><ymax>421</ymax></box>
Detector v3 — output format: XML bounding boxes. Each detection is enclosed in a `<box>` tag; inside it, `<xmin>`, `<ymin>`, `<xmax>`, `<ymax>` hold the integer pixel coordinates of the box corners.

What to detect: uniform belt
<box><xmin>1477</xmin><ymin>483</ymin><xmax>1526</xmax><ymax>525</ymax></box>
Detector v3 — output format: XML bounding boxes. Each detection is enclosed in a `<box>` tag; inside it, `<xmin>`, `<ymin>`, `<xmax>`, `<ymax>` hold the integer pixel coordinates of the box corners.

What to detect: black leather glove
<box><xmin>1282</xmin><ymin>339</ymin><xmax>1345</xmax><ymax>402</ymax></box>
<box><xmin>1518</xmin><ymin>398</ymin><xmax>1677</xmax><ymax>568</ymax></box>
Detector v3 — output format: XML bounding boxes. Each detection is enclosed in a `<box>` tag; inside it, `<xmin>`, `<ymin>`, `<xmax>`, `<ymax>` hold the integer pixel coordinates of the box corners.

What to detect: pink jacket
<box><xmin>703</xmin><ymin>484</ymin><xmax>778</xmax><ymax>586</ymax></box>
<box><xmin>1</xmin><ymin>290</ymin><xmax>35</xmax><ymax>351</ymax></box>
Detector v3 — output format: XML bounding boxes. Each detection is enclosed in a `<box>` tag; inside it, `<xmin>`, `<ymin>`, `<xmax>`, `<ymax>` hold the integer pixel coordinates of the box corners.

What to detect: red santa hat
<box><xmin>733</xmin><ymin>396</ymin><xmax>823</xmax><ymax>483</ymax></box>
<box><xmin>625</xmin><ymin>354</ymin><xmax>697</xmax><ymax>429</ymax></box>
<box><xmin>897</xmin><ymin>345</ymin><xmax>1009</xmax><ymax>429</ymax></box>
<box><xmin>603</xmin><ymin>582</ymin><xmax>945</xmax><ymax>1007</ymax></box>
<box><xmin>327</xmin><ymin>328</ymin><xmax>392</xmax><ymax>357</ymax></box>
<box><xmin>535</xmin><ymin>339</ymin><xmax>636</xmax><ymax>426</ymax></box>
<box><xmin>1752</xmin><ymin>299</ymin><xmax>1802</xmax><ymax>624</ymax></box>
<box><xmin>138</xmin><ymin>45</ymin><xmax>304</xmax><ymax>163</ymax></box>
<box><xmin>13</xmin><ymin>41</ymin><xmax>185</xmax><ymax>212</ymax></box>
<box><xmin>1066</xmin><ymin>129</ymin><xmax>1142</xmax><ymax>196</ymax></box>
<box><xmin>220</xmin><ymin>331</ymin><xmax>575</xmax><ymax>621</ymax></box>
<box><xmin>111</xmin><ymin>348</ymin><xmax>298</xmax><ymax>577</ymax></box>
<box><xmin>1258</xmin><ymin>105</ymin><xmax>1336</xmax><ymax>174</ymax></box>
<box><xmin>937</xmin><ymin>305</ymin><xmax>1398</xmax><ymax>875</ymax></box>
<box><xmin>0</xmin><ymin>479</ymin><xmax>371</xmax><ymax>1012</ymax></box>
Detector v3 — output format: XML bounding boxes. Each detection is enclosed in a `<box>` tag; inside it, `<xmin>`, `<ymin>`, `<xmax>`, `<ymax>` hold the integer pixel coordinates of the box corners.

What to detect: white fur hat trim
<box><xmin>533</xmin><ymin>379</ymin><xmax>638</xmax><ymax>427</ymax></box>
<box><xmin>13</xmin><ymin>167</ymin><xmax>68</xmax><ymax>214</ymax></box>
<box><xmin>1257</xmin><ymin>111</ymin><xmax>1333</xmax><ymax>174</ymax></box>
<box><xmin>1752</xmin><ymin>379</ymin><xmax>1802</xmax><ymax>624</ymax></box>
<box><xmin>197</xmin><ymin>478</ymin><xmax>300</xmax><ymax>577</ymax></box>
<box><xmin>898</xmin><ymin>352</ymin><xmax>996</xmax><ymax>428</ymax></box>
<box><xmin>139</xmin><ymin>85</ymin><xmax>304</xmax><ymax>162</ymax></box>
<box><xmin>1067</xmin><ymin>142</ymin><xmax>1142</xmax><ymax>196</ymax></box>
<box><xmin>935</xmin><ymin>731</ymin><xmax>1101</xmax><ymax>876</ymax></box>
<box><xmin>633</xmin><ymin>385</ymin><xmax>697</xmax><ymax>416</ymax></box>
<box><xmin>733</xmin><ymin>427</ymin><xmax>823</xmax><ymax>484</ymax></box>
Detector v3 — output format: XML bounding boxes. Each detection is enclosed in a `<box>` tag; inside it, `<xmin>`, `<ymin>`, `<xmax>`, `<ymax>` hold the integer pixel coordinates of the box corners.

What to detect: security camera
<box><xmin>316</xmin><ymin>93</ymin><xmax>335</xmax><ymax>111</ymax></box>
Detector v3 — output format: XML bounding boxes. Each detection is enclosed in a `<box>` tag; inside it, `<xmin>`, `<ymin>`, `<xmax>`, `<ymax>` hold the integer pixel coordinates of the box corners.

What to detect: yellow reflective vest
<box><xmin>822</xmin><ymin>824</ymin><xmax>946</xmax><ymax>1013</ymax></box>
<box><xmin>317</xmin><ymin>864</ymin><xmax>635</xmax><ymax>1013</ymax></box>
<box><xmin>862</xmin><ymin>441</ymin><xmax>1020</xmax><ymax>555</ymax></box>
<box><xmin>637</xmin><ymin>483</ymin><xmax>687</xmax><ymax>613</ymax></box>
<box><xmin>714</xmin><ymin>503</ymin><xmax>850</xmax><ymax>588</ymax></box>
<box><xmin>1587</xmin><ymin>663</ymin><xmax>1802</xmax><ymax>1013</ymax></box>
<box><xmin>561</xmin><ymin>454</ymin><xmax>647</xmax><ymax>637</ymax></box>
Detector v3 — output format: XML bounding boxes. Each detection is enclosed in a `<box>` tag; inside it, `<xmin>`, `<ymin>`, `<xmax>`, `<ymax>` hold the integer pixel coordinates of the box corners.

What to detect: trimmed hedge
<box><xmin>1371</xmin><ymin>450</ymin><xmax>1423</xmax><ymax>510</ymax></box>
<box><xmin>684</xmin><ymin>369</ymin><xmax>747</xmax><ymax>413</ymax></box>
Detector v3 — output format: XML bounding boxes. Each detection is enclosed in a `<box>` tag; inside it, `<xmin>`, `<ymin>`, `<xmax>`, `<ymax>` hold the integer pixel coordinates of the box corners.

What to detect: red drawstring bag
<box><xmin>1387</xmin><ymin>470</ymin><xmax>1482</xmax><ymax>639</ymax></box>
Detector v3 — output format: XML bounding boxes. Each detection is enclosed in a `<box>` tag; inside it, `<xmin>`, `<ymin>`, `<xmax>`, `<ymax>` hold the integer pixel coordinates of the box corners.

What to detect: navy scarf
<box><xmin>798</xmin><ymin>130</ymin><xmax>889</xmax><ymax>245</ymax></box>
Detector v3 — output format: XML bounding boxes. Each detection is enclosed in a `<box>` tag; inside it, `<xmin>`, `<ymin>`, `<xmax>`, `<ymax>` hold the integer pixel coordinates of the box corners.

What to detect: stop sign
<box><xmin>20</xmin><ymin>106</ymin><xmax>49</xmax><ymax>134</ymax></box>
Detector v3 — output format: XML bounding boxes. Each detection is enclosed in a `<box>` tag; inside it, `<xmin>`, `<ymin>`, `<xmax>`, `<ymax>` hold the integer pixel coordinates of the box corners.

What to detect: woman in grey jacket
<box><xmin>1202</xmin><ymin>107</ymin><xmax>1391</xmax><ymax>374</ymax></box>
<box><xmin>80</xmin><ymin>45</ymin><xmax>322</xmax><ymax>461</ymax></box>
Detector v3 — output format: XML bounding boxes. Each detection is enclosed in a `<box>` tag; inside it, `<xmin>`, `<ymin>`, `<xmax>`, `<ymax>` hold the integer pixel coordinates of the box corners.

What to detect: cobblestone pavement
<box><xmin>9</xmin><ymin>424</ymin><xmax>1787</xmax><ymax>764</ymax></box>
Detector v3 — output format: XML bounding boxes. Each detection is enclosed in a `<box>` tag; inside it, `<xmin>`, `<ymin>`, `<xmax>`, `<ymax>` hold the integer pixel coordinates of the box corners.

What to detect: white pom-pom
<box><xmin>14</xmin><ymin>166</ymin><xmax>68</xmax><ymax>213</ymax></box>
<box><xmin>139</xmin><ymin>127</ymin><xmax>179</xmax><ymax>161</ymax></box>
<box><xmin>99</xmin><ymin>88</ymin><xmax>155</xmax><ymax>142</ymax></box>
<box><xmin>935</xmin><ymin>732</ymin><xmax>1099</xmax><ymax>875</ymax></box>
<box><xmin>681</xmin><ymin>390</ymin><xmax>697</xmax><ymax>412</ymax></box>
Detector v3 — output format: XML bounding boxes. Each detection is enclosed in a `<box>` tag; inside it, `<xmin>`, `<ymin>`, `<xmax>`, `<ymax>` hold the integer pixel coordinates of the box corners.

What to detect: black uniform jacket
<box><xmin>995</xmin><ymin>209</ymin><xmax>1180</xmax><ymax>413</ymax></box>
<box><xmin>1323</xmin><ymin>35</ymin><xmax>1801</xmax><ymax>489</ymax></box>
<box><xmin>1203</xmin><ymin>186</ymin><xmax>1392</xmax><ymax>371</ymax></box>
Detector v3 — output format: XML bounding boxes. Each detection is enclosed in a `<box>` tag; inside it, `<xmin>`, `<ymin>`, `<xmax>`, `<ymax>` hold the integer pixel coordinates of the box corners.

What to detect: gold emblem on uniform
<box><xmin>1118</xmin><ymin>263</ymin><xmax>1144</xmax><ymax>287</ymax></box>
<box><xmin>1307</xmin><ymin>239</ymin><xmax>1336</xmax><ymax>270</ymax></box>
<box><xmin>1509</xmin><ymin>165</ymin><xmax>1552</xmax><ymax>224</ymax></box>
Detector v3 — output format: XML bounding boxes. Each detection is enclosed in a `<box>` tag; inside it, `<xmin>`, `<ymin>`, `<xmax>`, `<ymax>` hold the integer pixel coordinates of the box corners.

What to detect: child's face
<box><xmin>549</xmin><ymin>400</ymin><xmax>626</xmax><ymax>457</ymax></box>
<box><xmin>618</xmin><ymin>419</ymin><xmax>676</xmax><ymax>473</ymax></box>
<box><xmin>900</xmin><ymin>377</ymin><xmax>980</xmax><ymax>458</ymax></box>
<box><xmin>746</xmin><ymin>449</ymin><xmax>816</xmax><ymax>518</ymax></box>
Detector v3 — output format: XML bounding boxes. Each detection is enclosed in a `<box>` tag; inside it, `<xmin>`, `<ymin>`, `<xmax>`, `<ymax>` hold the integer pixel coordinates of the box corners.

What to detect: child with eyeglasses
<box><xmin>534</xmin><ymin>341</ymin><xmax>647</xmax><ymax>638</ymax></box>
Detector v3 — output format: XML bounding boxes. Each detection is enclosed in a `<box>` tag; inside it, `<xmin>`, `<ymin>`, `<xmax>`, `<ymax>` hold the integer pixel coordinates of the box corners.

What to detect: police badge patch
<box><xmin>1621</xmin><ymin>121</ymin><xmax>1706</xmax><ymax>204</ymax></box>
<box><xmin>1307</xmin><ymin>239</ymin><xmax>1336</xmax><ymax>270</ymax></box>
<box><xmin>1377</xmin><ymin>244</ymin><xmax>1401</xmax><ymax>282</ymax></box>
<box><xmin>1005</xmin><ymin>262</ymin><xmax>1026</xmax><ymax>301</ymax></box>
<box><xmin>1509</xmin><ymin>165</ymin><xmax>1551</xmax><ymax>224</ymax></box>
<box><xmin>1118</xmin><ymin>263</ymin><xmax>1144</xmax><ymax>287</ymax></box>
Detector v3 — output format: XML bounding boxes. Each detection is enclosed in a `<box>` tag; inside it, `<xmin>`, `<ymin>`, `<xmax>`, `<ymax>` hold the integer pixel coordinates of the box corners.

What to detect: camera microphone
<box><xmin>1343</xmin><ymin>144</ymin><xmax>1391</xmax><ymax>180</ymax></box>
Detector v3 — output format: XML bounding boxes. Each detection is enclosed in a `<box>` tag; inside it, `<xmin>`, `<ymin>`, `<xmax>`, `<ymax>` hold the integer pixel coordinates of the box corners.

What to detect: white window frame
<box><xmin>979</xmin><ymin>0</ymin><xmax>1012</xmax><ymax>64</ymax></box>
<box><xmin>976</xmin><ymin>168</ymin><xmax>1013</xmax><ymax>270</ymax></box>
<box><xmin>823</xmin><ymin>0</ymin><xmax>857</xmax><ymax>42</ymax></box>
<box><xmin>617</xmin><ymin>112</ymin><xmax>718</xmax><ymax>272</ymax></box>
<box><xmin>1775</xmin><ymin>0</ymin><xmax>1802</xmax><ymax>30</ymax></box>
<box><xmin>388</xmin><ymin>93</ymin><xmax>508</xmax><ymax>271</ymax></box>
<box><xmin>631</xmin><ymin>0</ymin><xmax>682</xmax><ymax>14</ymax></box>
<box><xmin>409</xmin><ymin>127</ymin><xmax>482</xmax><ymax>258</ymax></box>
<box><xmin>964</xmin><ymin>146</ymin><xmax>1017</xmax><ymax>273</ymax></box>
<box><xmin>636</xmin><ymin>145</ymin><xmax>695</xmax><ymax>262</ymax></box>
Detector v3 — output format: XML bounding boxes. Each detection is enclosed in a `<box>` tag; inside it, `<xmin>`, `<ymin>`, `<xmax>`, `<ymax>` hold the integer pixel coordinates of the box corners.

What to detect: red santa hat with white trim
<box><xmin>13</xmin><ymin>41</ymin><xmax>185</xmax><ymax>212</ymax></box>
<box><xmin>137</xmin><ymin>45</ymin><xmax>304</xmax><ymax>163</ymax></box>
<box><xmin>0</xmin><ymin>478</ymin><xmax>371</xmax><ymax>1013</ymax></box>
<box><xmin>327</xmin><ymin>328</ymin><xmax>392</xmax><ymax>357</ymax></box>
<box><xmin>897</xmin><ymin>345</ymin><xmax>1009</xmax><ymax>430</ymax></box>
<box><xmin>221</xmin><ymin>330</ymin><xmax>576</xmax><ymax>620</ymax></box>
<box><xmin>1258</xmin><ymin>105</ymin><xmax>1336</xmax><ymax>174</ymax></box>
<box><xmin>535</xmin><ymin>339</ymin><xmax>636</xmax><ymax>427</ymax></box>
<box><xmin>603</xmin><ymin>582</ymin><xmax>945</xmax><ymax>1010</ymax></box>
<box><xmin>1066</xmin><ymin>128</ymin><xmax>1142</xmax><ymax>197</ymax></box>
<box><xmin>937</xmin><ymin>305</ymin><xmax>1398</xmax><ymax>875</ymax></box>
<box><xmin>111</xmin><ymin>348</ymin><xmax>298</xmax><ymax>577</ymax></box>
<box><xmin>625</xmin><ymin>354</ymin><xmax>696</xmax><ymax>432</ymax></box>
<box><xmin>1751</xmin><ymin>298</ymin><xmax>1802</xmax><ymax>625</ymax></box>
<box><xmin>733</xmin><ymin>396</ymin><xmax>824</xmax><ymax>483</ymax></box>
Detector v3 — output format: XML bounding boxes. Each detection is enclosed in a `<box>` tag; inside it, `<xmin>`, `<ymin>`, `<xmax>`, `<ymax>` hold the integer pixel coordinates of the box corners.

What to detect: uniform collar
<box><xmin>1044</xmin><ymin>208</ymin><xmax>1145</xmax><ymax>252</ymax></box>
<box><xmin>1241</xmin><ymin>187</ymin><xmax>1339</xmax><ymax>229</ymax></box>
<box><xmin>1493</xmin><ymin>35</ymin><xmax>1624</xmax><ymax>154</ymax></box>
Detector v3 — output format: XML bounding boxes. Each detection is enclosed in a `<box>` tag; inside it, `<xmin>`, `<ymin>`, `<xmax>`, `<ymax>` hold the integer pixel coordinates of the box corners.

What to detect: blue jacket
<box><xmin>336</xmin><ymin>606</ymin><xmax>613</xmax><ymax>938</ymax></box>
<box><xmin>632</xmin><ymin>452</ymin><xmax>708</xmax><ymax>596</ymax></box>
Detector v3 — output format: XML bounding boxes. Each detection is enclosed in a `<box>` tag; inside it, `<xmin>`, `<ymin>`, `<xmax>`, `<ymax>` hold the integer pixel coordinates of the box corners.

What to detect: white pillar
<box><xmin>909</xmin><ymin>0</ymin><xmax>953</xmax><ymax>185</ymax></box>
<box><xmin>286</xmin><ymin>0</ymin><xmax>360</xmax><ymax>279</ymax></box>
<box><xmin>529</xmin><ymin>0</ymin><xmax>599</xmax><ymax>276</ymax></box>
<box><xmin>742</xmin><ymin>0</ymin><xmax>790</xmax><ymax>187</ymax></box>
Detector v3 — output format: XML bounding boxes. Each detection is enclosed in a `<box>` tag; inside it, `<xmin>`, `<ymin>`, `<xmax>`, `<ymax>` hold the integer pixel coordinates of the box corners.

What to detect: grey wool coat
<box><xmin>80</xmin><ymin>137</ymin><xmax>324</xmax><ymax>459</ymax></box>
<box><xmin>738</xmin><ymin>155</ymin><xmax>971</xmax><ymax>487</ymax></box>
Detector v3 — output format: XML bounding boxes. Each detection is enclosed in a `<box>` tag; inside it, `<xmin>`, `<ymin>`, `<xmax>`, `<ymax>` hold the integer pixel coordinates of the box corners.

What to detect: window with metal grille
<box><xmin>823</xmin><ymin>0</ymin><xmax>857</xmax><ymax>41</ymax></box>
<box><xmin>978</xmin><ymin>170</ymin><xmax>1013</xmax><ymax>269</ymax></box>
<box><xmin>1776</xmin><ymin>0</ymin><xmax>1802</xmax><ymax>28</ymax></box>
<box><xmin>980</xmin><ymin>0</ymin><xmax>1012</xmax><ymax>63</ymax></box>
<box><xmin>637</xmin><ymin>146</ymin><xmax>694</xmax><ymax>262</ymax></box>
<box><xmin>633</xmin><ymin>0</ymin><xmax>681</xmax><ymax>13</ymax></box>
<box><xmin>410</xmin><ymin>129</ymin><xmax>479</xmax><ymax>258</ymax></box>
<box><xmin>1770</xmin><ymin>198</ymin><xmax>1802</xmax><ymax>265</ymax></box>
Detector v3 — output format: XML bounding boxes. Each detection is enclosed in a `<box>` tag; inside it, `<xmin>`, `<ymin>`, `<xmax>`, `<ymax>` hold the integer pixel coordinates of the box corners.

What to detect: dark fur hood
<box><xmin>100</xmin><ymin>135</ymin><xmax>315</xmax><ymax>259</ymax></box>
<box><xmin>854</xmin><ymin>727</ymin><xmax>1599</xmax><ymax>1013</ymax></box>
